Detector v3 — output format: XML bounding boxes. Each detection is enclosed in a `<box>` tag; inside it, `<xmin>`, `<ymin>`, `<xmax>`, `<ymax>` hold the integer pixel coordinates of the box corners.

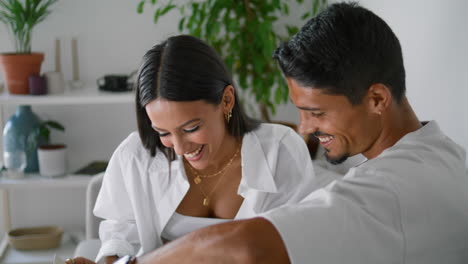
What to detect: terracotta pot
<box><xmin>0</xmin><ymin>53</ymin><xmax>44</xmax><ymax>94</ymax></box>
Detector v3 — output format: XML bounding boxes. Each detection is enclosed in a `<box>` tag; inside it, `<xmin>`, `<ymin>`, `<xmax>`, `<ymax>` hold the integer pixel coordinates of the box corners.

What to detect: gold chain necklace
<box><xmin>184</xmin><ymin>145</ymin><xmax>241</xmax><ymax>206</ymax></box>
<box><xmin>185</xmin><ymin>145</ymin><xmax>240</xmax><ymax>185</ymax></box>
<box><xmin>196</xmin><ymin>166</ymin><xmax>230</xmax><ymax>207</ymax></box>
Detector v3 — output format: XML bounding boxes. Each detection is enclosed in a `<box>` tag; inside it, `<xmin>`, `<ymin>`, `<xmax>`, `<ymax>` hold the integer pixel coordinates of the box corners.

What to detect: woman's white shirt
<box><xmin>93</xmin><ymin>123</ymin><xmax>340</xmax><ymax>262</ymax></box>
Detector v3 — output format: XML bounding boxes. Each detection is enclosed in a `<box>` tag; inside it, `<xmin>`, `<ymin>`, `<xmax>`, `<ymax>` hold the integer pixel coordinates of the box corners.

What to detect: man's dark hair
<box><xmin>273</xmin><ymin>2</ymin><xmax>406</xmax><ymax>104</ymax></box>
<box><xmin>135</xmin><ymin>35</ymin><xmax>258</xmax><ymax>159</ymax></box>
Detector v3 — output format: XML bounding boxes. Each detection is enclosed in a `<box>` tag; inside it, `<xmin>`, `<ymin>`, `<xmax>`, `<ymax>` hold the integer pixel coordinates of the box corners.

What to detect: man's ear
<box><xmin>222</xmin><ymin>85</ymin><xmax>235</xmax><ymax>112</ymax></box>
<box><xmin>366</xmin><ymin>83</ymin><xmax>392</xmax><ymax>115</ymax></box>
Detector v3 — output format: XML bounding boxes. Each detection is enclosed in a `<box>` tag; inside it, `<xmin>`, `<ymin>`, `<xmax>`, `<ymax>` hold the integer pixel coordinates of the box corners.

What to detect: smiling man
<box><xmin>130</xmin><ymin>2</ymin><xmax>468</xmax><ymax>264</ymax></box>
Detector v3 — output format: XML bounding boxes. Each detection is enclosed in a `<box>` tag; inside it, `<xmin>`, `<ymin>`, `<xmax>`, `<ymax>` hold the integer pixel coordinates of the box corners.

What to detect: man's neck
<box><xmin>364</xmin><ymin>97</ymin><xmax>422</xmax><ymax>159</ymax></box>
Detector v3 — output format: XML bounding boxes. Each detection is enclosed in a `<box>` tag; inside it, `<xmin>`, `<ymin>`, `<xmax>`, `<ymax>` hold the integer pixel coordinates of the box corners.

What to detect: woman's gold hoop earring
<box><xmin>226</xmin><ymin>110</ymin><xmax>232</xmax><ymax>123</ymax></box>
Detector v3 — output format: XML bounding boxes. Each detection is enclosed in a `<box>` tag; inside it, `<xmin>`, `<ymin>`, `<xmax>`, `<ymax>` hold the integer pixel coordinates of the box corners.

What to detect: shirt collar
<box><xmin>238</xmin><ymin>127</ymin><xmax>278</xmax><ymax>194</ymax></box>
<box><xmin>148</xmin><ymin>126</ymin><xmax>279</xmax><ymax>194</ymax></box>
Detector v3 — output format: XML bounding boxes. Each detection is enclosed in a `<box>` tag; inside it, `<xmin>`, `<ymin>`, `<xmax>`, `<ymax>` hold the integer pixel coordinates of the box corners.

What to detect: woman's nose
<box><xmin>171</xmin><ymin>136</ymin><xmax>187</xmax><ymax>156</ymax></box>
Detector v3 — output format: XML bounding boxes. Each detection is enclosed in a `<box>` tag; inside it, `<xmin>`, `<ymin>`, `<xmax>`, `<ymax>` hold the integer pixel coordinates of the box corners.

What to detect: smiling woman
<box><xmin>65</xmin><ymin>35</ymin><xmax>341</xmax><ymax>264</ymax></box>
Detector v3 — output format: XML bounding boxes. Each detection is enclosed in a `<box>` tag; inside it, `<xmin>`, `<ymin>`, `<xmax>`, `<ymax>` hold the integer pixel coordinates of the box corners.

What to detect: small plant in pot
<box><xmin>0</xmin><ymin>0</ymin><xmax>58</xmax><ymax>94</ymax></box>
<box><xmin>27</xmin><ymin>120</ymin><xmax>66</xmax><ymax>177</ymax></box>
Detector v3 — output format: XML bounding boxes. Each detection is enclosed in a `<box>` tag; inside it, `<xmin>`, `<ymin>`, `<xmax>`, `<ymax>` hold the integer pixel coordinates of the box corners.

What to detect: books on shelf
<box><xmin>73</xmin><ymin>161</ymin><xmax>108</xmax><ymax>176</ymax></box>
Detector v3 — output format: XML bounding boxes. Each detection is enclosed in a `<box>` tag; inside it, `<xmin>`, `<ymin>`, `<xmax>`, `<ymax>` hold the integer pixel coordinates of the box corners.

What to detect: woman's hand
<box><xmin>65</xmin><ymin>255</ymin><xmax>118</xmax><ymax>264</ymax></box>
<box><xmin>65</xmin><ymin>257</ymin><xmax>96</xmax><ymax>264</ymax></box>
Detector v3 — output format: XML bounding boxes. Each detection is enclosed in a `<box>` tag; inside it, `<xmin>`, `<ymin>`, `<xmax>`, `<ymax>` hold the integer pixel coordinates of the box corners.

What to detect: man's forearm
<box><xmin>105</xmin><ymin>255</ymin><xmax>119</xmax><ymax>264</ymax></box>
<box><xmin>138</xmin><ymin>217</ymin><xmax>290</xmax><ymax>264</ymax></box>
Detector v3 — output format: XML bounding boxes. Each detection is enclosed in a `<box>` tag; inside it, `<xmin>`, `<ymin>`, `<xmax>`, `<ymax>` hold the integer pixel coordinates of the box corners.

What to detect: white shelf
<box><xmin>0</xmin><ymin>173</ymin><xmax>93</xmax><ymax>190</ymax></box>
<box><xmin>0</xmin><ymin>86</ymin><xmax>133</xmax><ymax>106</ymax></box>
<box><xmin>1</xmin><ymin>233</ymin><xmax>77</xmax><ymax>264</ymax></box>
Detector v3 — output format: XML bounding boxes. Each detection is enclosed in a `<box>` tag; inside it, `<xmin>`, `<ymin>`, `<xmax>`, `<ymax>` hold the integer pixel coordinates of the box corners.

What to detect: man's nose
<box><xmin>298</xmin><ymin>113</ymin><xmax>318</xmax><ymax>135</ymax></box>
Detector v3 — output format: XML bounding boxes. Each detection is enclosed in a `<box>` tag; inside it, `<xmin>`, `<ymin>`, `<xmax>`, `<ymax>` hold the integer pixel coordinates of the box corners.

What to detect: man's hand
<box><xmin>65</xmin><ymin>255</ymin><xmax>118</xmax><ymax>264</ymax></box>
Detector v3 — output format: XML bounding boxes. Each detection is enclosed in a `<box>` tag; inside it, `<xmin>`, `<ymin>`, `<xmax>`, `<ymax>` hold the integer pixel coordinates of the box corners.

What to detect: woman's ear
<box><xmin>366</xmin><ymin>83</ymin><xmax>391</xmax><ymax>115</ymax></box>
<box><xmin>222</xmin><ymin>85</ymin><xmax>235</xmax><ymax>112</ymax></box>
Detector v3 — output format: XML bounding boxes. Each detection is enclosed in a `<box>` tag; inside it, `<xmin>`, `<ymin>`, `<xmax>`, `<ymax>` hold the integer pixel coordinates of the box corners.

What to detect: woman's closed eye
<box><xmin>183</xmin><ymin>125</ymin><xmax>200</xmax><ymax>133</ymax></box>
<box><xmin>154</xmin><ymin>125</ymin><xmax>199</xmax><ymax>137</ymax></box>
<box><xmin>156</xmin><ymin>131</ymin><xmax>170</xmax><ymax>137</ymax></box>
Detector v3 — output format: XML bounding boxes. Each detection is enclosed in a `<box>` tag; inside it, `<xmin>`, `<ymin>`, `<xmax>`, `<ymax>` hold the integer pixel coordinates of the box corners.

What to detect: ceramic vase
<box><xmin>3</xmin><ymin>105</ymin><xmax>44</xmax><ymax>172</ymax></box>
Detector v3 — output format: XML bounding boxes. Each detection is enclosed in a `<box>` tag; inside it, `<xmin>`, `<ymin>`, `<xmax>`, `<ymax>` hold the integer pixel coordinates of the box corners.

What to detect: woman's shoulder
<box><xmin>115</xmin><ymin>131</ymin><xmax>143</xmax><ymax>152</ymax></box>
<box><xmin>114</xmin><ymin>131</ymin><xmax>154</xmax><ymax>159</ymax></box>
<box><xmin>112</xmin><ymin>131</ymin><xmax>169</xmax><ymax>167</ymax></box>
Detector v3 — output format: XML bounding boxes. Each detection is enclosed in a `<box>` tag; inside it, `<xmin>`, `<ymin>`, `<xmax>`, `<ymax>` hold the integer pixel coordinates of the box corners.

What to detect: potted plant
<box><xmin>27</xmin><ymin>120</ymin><xmax>67</xmax><ymax>177</ymax></box>
<box><xmin>0</xmin><ymin>0</ymin><xmax>58</xmax><ymax>94</ymax></box>
<box><xmin>136</xmin><ymin>0</ymin><xmax>327</xmax><ymax>122</ymax></box>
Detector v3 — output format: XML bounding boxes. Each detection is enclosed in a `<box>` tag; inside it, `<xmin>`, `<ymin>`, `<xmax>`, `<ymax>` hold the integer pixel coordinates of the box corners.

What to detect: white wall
<box><xmin>354</xmin><ymin>0</ymin><xmax>468</xmax><ymax>167</ymax></box>
<box><xmin>0</xmin><ymin>0</ymin><xmax>467</xmax><ymax>235</ymax></box>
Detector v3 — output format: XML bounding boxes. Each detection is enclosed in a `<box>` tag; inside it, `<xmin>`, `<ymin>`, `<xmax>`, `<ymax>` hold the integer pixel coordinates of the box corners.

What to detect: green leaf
<box><xmin>160</xmin><ymin>4</ymin><xmax>176</xmax><ymax>16</ymax></box>
<box><xmin>274</xmin><ymin>85</ymin><xmax>282</xmax><ymax>102</ymax></box>
<box><xmin>282</xmin><ymin>3</ymin><xmax>289</xmax><ymax>15</ymax></box>
<box><xmin>137</xmin><ymin>1</ymin><xmax>145</xmax><ymax>14</ymax></box>
<box><xmin>191</xmin><ymin>2</ymin><xmax>199</xmax><ymax>13</ymax></box>
<box><xmin>199</xmin><ymin>5</ymin><xmax>206</xmax><ymax>26</ymax></box>
<box><xmin>272</xmin><ymin>0</ymin><xmax>280</xmax><ymax>8</ymax></box>
<box><xmin>39</xmin><ymin>126</ymin><xmax>50</xmax><ymax>140</ymax></box>
<box><xmin>153</xmin><ymin>8</ymin><xmax>161</xmax><ymax>23</ymax></box>
<box><xmin>193</xmin><ymin>27</ymin><xmax>202</xmax><ymax>38</ymax></box>
<box><xmin>26</xmin><ymin>119</ymin><xmax>65</xmax><ymax>150</ymax></box>
<box><xmin>44</xmin><ymin>120</ymin><xmax>65</xmax><ymax>131</ymax></box>
<box><xmin>226</xmin><ymin>18</ymin><xmax>238</xmax><ymax>32</ymax></box>
<box><xmin>178</xmin><ymin>16</ymin><xmax>185</xmax><ymax>31</ymax></box>
<box><xmin>286</xmin><ymin>25</ymin><xmax>299</xmax><ymax>36</ymax></box>
<box><xmin>267</xmin><ymin>101</ymin><xmax>276</xmax><ymax>115</ymax></box>
<box><xmin>313</xmin><ymin>0</ymin><xmax>320</xmax><ymax>14</ymax></box>
<box><xmin>211</xmin><ymin>21</ymin><xmax>220</xmax><ymax>36</ymax></box>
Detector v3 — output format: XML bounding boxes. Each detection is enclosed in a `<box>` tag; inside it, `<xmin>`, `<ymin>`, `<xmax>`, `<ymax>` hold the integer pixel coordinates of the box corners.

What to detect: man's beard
<box><xmin>324</xmin><ymin>149</ymin><xmax>349</xmax><ymax>165</ymax></box>
<box><xmin>313</xmin><ymin>131</ymin><xmax>349</xmax><ymax>164</ymax></box>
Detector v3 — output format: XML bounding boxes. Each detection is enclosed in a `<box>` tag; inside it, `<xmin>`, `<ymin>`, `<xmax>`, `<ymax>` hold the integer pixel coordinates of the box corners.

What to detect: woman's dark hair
<box><xmin>273</xmin><ymin>2</ymin><xmax>406</xmax><ymax>105</ymax></box>
<box><xmin>136</xmin><ymin>35</ymin><xmax>259</xmax><ymax>159</ymax></box>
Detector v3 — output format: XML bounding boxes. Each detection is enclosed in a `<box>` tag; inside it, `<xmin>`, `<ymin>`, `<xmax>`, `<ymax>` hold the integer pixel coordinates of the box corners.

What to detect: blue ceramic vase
<box><xmin>3</xmin><ymin>105</ymin><xmax>43</xmax><ymax>172</ymax></box>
